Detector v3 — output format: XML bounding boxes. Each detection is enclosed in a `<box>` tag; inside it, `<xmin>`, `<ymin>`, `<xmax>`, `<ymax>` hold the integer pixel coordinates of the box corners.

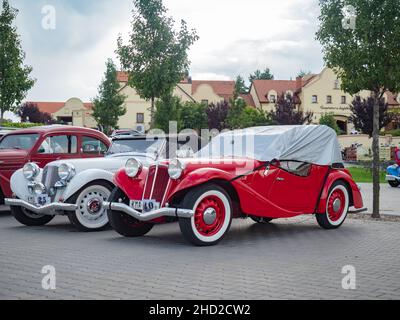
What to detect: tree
<box><xmin>249</xmin><ymin>67</ymin><xmax>274</xmax><ymax>83</ymax></box>
<box><xmin>92</xmin><ymin>59</ymin><xmax>127</xmax><ymax>135</ymax></box>
<box><xmin>316</xmin><ymin>0</ymin><xmax>400</xmax><ymax>218</ymax></box>
<box><xmin>349</xmin><ymin>96</ymin><xmax>394</xmax><ymax>137</ymax></box>
<box><xmin>117</xmin><ymin>0</ymin><xmax>198</xmax><ymax>128</ymax></box>
<box><xmin>319</xmin><ymin>113</ymin><xmax>340</xmax><ymax>135</ymax></box>
<box><xmin>206</xmin><ymin>101</ymin><xmax>230</xmax><ymax>131</ymax></box>
<box><xmin>154</xmin><ymin>94</ymin><xmax>180</xmax><ymax>133</ymax></box>
<box><xmin>236</xmin><ymin>107</ymin><xmax>271</xmax><ymax>128</ymax></box>
<box><xmin>178</xmin><ymin>102</ymin><xmax>208</xmax><ymax>132</ymax></box>
<box><xmin>297</xmin><ymin>70</ymin><xmax>312</xmax><ymax>78</ymax></box>
<box><xmin>17</xmin><ymin>102</ymin><xmax>53</xmax><ymax>124</ymax></box>
<box><xmin>234</xmin><ymin>75</ymin><xmax>248</xmax><ymax>97</ymax></box>
<box><xmin>269</xmin><ymin>93</ymin><xmax>313</xmax><ymax>125</ymax></box>
<box><xmin>0</xmin><ymin>0</ymin><xmax>35</xmax><ymax>122</ymax></box>
<box><xmin>226</xmin><ymin>98</ymin><xmax>247</xmax><ymax>129</ymax></box>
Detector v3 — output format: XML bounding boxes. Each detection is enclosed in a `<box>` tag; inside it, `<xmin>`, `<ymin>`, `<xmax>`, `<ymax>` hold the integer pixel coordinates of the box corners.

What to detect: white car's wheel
<box><xmin>179</xmin><ymin>184</ymin><xmax>232</xmax><ymax>246</ymax></box>
<box><xmin>68</xmin><ymin>182</ymin><xmax>112</xmax><ymax>232</ymax></box>
<box><xmin>316</xmin><ymin>181</ymin><xmax>350</xmax><ymax>229</ymax></box>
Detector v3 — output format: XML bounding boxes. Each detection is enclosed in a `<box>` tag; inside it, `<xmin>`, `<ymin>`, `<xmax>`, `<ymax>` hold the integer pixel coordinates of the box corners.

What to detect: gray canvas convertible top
<box><xmin>198</xmin><ymin>125</ymin><xmax>343</xmax><ymax>165</ymax></box>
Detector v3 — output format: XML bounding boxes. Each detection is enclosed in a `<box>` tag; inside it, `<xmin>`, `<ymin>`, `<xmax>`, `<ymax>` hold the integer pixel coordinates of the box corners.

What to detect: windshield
<box><xmin>107</xmin><ymin>138</ymin><xmax>165</xmax><ymax>156</ymax></box>
<box><xmin>0</xmin><ymin>134</ymin><xmax>40</xmax><ymax>150</ymax></box>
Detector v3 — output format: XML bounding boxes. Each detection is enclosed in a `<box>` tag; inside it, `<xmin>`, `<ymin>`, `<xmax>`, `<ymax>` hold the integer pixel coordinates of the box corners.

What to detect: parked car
<box><xmin>5</xmin><ymin>133</ymin><xmax>205</xmax><ymax>231</ymax></box>
<box><xmin>0</xmin><ymin>127</ymin><xmax>17</xmax><ymax>140</ymax></box>
<box><xmin>0</xmin><ymin>125</ymin><xmax>110</xmax><ymax>205</ymax></box>
<box><xmin>110</xmin><ymin>129</ymin><xmax>141</xmax><ymax>138</ymax></box>
<box><xmin>105</xmin><ymin>125</ymin><xmax>366</xmax><ymax>246</ymax></box>
<box><xmin>386</xmin><ymin>147</ymin><xmax>400</xmax><ymax>188</ymax></box>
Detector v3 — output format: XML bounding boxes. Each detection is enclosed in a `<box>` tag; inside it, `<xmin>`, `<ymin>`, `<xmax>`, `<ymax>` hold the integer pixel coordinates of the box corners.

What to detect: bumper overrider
<box><xmin>103</xmin><ymin>201</ymin><xmax>194</xmax><ymax>222</ymax></box>
<box><xmin>5</xmin><ymin>198</ymin><xmax>77</xmax><ymax>215</ymax></box>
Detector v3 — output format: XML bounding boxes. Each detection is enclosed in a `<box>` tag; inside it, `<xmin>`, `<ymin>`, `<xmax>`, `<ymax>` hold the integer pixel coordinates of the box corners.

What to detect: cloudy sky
<box><xmin>10</xmin><ymin>0</ymin><xmax>324</xmax><ymax>103</ymax></box>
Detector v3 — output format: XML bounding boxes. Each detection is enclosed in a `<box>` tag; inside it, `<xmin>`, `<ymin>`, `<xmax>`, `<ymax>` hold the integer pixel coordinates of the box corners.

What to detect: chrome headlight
<box><xmin>168</xmin><ymin>159</ymin><xmax>185</xmax><ymax>180</ymax></box>
<box><xmin>125</xmin><ymin>158</ymin><xmax>143</xmax><ymax>178</ymax></box>
<box><xmin>23</xmin><ymin>163</ymin><xmax>40</xmax><ymax>180</ymax></box>
<box><xmin>58</xmin><ymin>163</ymin><xmax>75</xmax><ymax>181</ymax></box>
<box><xmin>33</xmin><ymin>182</ymin><xmax>46</xmax><ymax>195</ymax></box>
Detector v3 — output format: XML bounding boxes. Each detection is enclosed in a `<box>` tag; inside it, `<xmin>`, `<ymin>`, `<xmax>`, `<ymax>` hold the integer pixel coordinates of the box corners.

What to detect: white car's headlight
<box><xmin>23</xmin><ymin>163</ymin><xmax>40</xmax><ymax>180</ymax></box>
<box><xmin>168</xmin><ymin>159</ymin><xmax>185</xmax><ymax>180</ymax></box>
<box><xmin>33</xmin><ymin>182</ymin><xmax>46</xmax><ymax>195</ymax></box>
<box><xmin>58</xmin><ymin>163</ymin><xmax>75</xmax><ymax>181</ymax></box>
<box><xmin>125</xmin><ymin>158</ymin><xmax>143</xmax><ymax>178</ymax></box>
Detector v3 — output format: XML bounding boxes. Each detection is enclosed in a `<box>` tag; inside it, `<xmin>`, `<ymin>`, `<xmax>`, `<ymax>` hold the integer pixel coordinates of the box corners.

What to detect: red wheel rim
<box><xmin>194</xmin><ymin>195</ymin><xmax>226</xmax><ymax>237</ymax></box>
<box><xmin>327</xmin><ymin>189</ymin><xmax>346</xmax><ymax>222</ymax></box>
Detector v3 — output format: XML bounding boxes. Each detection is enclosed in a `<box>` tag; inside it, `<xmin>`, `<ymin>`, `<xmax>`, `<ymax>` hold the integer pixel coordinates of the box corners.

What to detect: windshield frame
<box><xmin>106</xmin><ymin>138</ymin><xmax>166</xmax><ymax>158</ymax></box>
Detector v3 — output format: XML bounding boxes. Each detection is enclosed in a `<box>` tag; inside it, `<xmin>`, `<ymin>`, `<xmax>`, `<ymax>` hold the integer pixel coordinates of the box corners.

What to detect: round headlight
<box><xmin>33</xmin><ymin>182</ymin><xmax>46</xmax><ymax>195</ymax></box>
<box><xmin>58</xmin><ymin>163</ymin><xmax>75</xmax><ymax>181</ymax></box>
<box><xmin>168</xmin><ymin>159</ymin><xmax>185</xmax><ymax>180</ymax></box>
<box><xmin>125</xmin><ymin>158</ymin><xmax>143</xmax><ymax>178</ymax></box>
<box><xmin>23</xmin><ymin>163</ymin><xmax>40</xmax><ymax>180</ymax></box>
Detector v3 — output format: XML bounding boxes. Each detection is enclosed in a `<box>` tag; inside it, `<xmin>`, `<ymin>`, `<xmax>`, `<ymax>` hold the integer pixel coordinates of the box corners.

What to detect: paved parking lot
<box><xmin>0</xmin><ymin>183</ymin><xmax>399</xmax><ymax>300</ymax></box>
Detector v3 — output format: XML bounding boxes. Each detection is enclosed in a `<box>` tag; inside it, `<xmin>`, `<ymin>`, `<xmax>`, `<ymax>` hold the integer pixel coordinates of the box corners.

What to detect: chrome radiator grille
<box><xmin>41</xmin><ymin>165</ymin><xmax>60</xmax><ymax>193</ymax></box>
<box><xmin>142</xmin><ymin>164</ymin><xmax>170</xmax><ymax>204</ymax></box>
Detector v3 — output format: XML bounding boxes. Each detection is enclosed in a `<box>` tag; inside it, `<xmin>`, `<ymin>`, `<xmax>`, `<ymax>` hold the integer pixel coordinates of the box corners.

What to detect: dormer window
<box><xmin>269</xmin><ymin>95</ymin><xmax>276</xmax><ymax>103</ymax></box>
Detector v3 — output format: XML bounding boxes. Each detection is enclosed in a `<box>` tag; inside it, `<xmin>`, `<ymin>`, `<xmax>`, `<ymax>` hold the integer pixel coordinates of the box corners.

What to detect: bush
<box><xmin>319</xmin><ymin>113</ymin><xmax>340</xmax><ymax>135</ymax></box>
<box><xmin>385</xmin><ymin>129</ymin><xmax>400</xmax><ymax>137</ymax></box>
<box><xmin>0</xmin><ymin>121</ymin><xmax>42</xmax><ymax>129</ymax></box>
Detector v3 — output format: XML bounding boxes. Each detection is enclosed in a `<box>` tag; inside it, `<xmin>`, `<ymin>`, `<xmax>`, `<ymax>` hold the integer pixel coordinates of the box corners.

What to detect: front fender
<box><xmin>387</xmin><ymin>164</ymin><xmax>399</xmax><ymax>177</ymax></box>
<box><xmin>167</xmin><ymin>168</ymin><xmax>237</xmax><ymax>201</ymax></box>
<box><xmin>63</xmin><ymin>169</ymin><xmax>115</xmax><ymax>201</ymax></box>
<box><xmin>317</xmin><ymin>170</ymin><xmax>363</xmax><ymax>213</ymax></box>
<box><xmin>10</xmin><ymin>169</ymin><xmax>43</xmax><ymax>201</ymax></box>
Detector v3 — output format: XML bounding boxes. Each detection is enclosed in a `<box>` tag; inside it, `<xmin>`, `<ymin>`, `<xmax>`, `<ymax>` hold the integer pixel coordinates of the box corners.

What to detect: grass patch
<box><xmin>347</xmin><ymin>167</ymin><xmax>386</xmax><ymax>183</ymax></box>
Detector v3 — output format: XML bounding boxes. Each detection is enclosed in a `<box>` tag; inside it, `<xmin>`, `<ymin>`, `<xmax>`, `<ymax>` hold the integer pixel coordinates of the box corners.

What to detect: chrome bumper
<box><xmin>103</xmin><ymin>201</ymin><xmax>194</xmax><ymax>222</ymax></box>
<box><xmin>5</xmin><ymin>198</ymin><xmax>77</xmax><ymax>215</ymax></box>
<box><xmin>386</xmin><ymin>175</ymin><xmax>400</xmax><ymax>181</ymax></box>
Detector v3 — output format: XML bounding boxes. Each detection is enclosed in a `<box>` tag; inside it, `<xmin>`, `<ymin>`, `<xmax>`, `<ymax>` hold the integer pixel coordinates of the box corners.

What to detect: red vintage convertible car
<box><xmin>105</xmin><ymin>126</ymin><xmax>366</xmax><ymax>246</ymax></box>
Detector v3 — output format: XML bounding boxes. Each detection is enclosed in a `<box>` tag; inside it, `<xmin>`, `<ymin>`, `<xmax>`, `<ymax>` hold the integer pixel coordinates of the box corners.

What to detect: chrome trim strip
<box><xmin>150</xmin><ymin>164</ymin><xmax>159</xmax><ymax>200</ymax></box>
<box><xmin>5</xmin><ymin>198</ymin><xmax>77</xmax><ymax>215</ymax></box>
<box><xmin>348</xmin><ymin>207</ymin><xmax>368</xmax><ymax>214</ymax></box>
<box><xmin>104</xmin><ymin>201</ymin><xmax>194</xmax><ymax>222</ymax></box>
<box><xmin>142</xmin><ymin>166</ymin><xmax>150</xmax><ymax>201</ymax></box>
<box><xmin>161</xmin><ymin>178</ymin><xmax>171</xmax><ymax>206</ymax></box>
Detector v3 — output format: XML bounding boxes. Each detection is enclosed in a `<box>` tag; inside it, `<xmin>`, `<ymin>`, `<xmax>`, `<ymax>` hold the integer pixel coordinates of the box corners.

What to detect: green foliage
<box><xmin>319</xmin><ymin>113</ymin><xmax>340</xmax><ymax>135</ymax></box>
<box><xmin>239</xmin><ymin>108</ymin><xmax>271</xmax><ymax>128</ymax></box>
<box><xmin>92</xmin><ymin>59</ymin><xmax>127</xmax><ymax>135</ymax></box>
<box><xmin>234</xmin><ymin>75</ymin><xmax>248</xmax><ymax>97</ymax></box>
<box><xmin>178</xmin><ymin>102</ymin><xmax>208</xmax><ymax>133</ymax></box>
<box><xmin>316</xmin><ymin>0</ymin><xmax>400</xmax><ymax>96</ymax></box>
<box><xmin>154</xmin><ymin>94</ymin><xmax>180</xmax><ymax>133</ymax></box>
<box><xmin>270</xmin><ymin>93</ymin><xmax>313</xmax><ymax>125</ymax></box>
<box><xmin>385</xmin><ymin>129</ymin><xmax>400</xmax><ymax>137</ymax></box>
<box><xmin>348</xmin><ymin>167</ymin><xmax>386</xmax><ymax>183</ymax></box>
<box><xmin>0</xmin><ymin>121</ymin><xmax>41</xmax><ymax>128</ymax></box>
<box><xmin>0</xmin><ymin>0</ymin><xmax>35</xmax><ymax>121</ymax></box>
<box><xmin>116</xmin><ymin>0</ymin><xmax>199</xmax><ymax>127</ymax></box>
<box><xmin>297</xmin><ymin>70</ymin><xmax>312</xmax><ymax>78</ymax></box>
<box><xmin>249</xmin><ymin>67</ymin><xmax>274</xmax><ymax>83</ymax></box>
<box><xmin>154</xmin><ymin>96</ymin><xmax>207</xmax><ymax>133</ymax></box>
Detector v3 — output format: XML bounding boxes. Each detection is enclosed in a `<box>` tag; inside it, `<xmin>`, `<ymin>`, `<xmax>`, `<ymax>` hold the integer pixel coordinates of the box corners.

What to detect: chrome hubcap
<box><xmin>333</xmin><ymin>199</ymin><xmax>341</xmax><ymax>213</ymax></box>
<box><xmin>87</xmin><ymin>198</ymin><xmax>101</xmax><ymax>214</ymax></box>
<box><xmin>203</xmin><ymin>207</ymin><xmax>217</xmax><ymax>225</ymax></box>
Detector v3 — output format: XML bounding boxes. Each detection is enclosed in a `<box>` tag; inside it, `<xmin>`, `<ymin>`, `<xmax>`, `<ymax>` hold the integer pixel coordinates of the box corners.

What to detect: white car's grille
<box><xmin>41</xmin><ymin>165</ymin><xmax>60</xmax><ymax>197</ymax></box>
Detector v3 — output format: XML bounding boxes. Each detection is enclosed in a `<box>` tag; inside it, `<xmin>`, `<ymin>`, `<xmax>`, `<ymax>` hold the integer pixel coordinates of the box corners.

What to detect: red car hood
<box><xmin>0</xmin><ymin>149</ymin><xmax>29</xmax><ymax>164</ymax></box>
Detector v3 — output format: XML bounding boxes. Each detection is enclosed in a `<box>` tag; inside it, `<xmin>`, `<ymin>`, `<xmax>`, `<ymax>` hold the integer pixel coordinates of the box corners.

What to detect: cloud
<box><xmin>9</xmin><ymin>0</ymin><xmax>324</xmax><ymax>102</ymax></box>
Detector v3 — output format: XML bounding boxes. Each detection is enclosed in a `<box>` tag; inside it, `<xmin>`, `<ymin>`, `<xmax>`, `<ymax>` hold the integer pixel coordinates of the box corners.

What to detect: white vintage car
<box><xmin>6</xmin><ymin>134</ymin><xmax>203</xmax><ymax>231</ymax></box>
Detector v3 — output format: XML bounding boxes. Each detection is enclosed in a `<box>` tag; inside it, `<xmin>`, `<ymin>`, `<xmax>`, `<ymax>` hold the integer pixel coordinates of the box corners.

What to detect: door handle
<box><xmin>276</xmin><ymin>177</ymin><xmax>285</xmax><ymax>181</ymax></box>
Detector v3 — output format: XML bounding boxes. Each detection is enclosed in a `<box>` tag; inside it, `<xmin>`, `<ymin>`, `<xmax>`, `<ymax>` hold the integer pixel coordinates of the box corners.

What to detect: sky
<box><xmin>9</xmin><ymin>0</ymin><xmax>324</xmax><ymax>104</ymax></box>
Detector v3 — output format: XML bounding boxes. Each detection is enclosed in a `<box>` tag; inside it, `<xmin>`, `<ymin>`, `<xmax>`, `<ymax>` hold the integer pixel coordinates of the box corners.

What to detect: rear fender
<box><xmin>317</xmin><ymin>170</ymin><xmax>363</xmax><ymax>213</ymax></box>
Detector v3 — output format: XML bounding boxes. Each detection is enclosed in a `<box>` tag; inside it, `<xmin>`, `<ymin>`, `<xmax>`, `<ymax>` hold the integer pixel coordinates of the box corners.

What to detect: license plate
<box><xmin>28</xmin><ymin>194</ymin><xmax>51</xmax><ymax>206</ymax></box>
<box><xmin>130</xmin><ymin>200</ymin><xmax>160</xmax><ymax>213</ymax></box>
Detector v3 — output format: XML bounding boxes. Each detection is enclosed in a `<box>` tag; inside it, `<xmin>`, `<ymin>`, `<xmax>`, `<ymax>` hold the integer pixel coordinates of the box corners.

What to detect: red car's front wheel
<box><xmin>316</xmin><ymin>181</ymin><xmax>350</xmax><ymax>229</ymax></box>
<box><xmin>179</xmin><ymin>184</ymin><xmax>232</xmax><ymax>246</ymax></box>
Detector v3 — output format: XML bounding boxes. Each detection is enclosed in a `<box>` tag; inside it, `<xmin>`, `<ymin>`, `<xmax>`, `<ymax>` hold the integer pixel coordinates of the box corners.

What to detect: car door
<box><xmin>268</xmin><ymin>161</ymin><xmax>329</xmax><ymax>213</ymax></box>
<box><xmin>31</xmin><ymin>133</ymin><xmax>80</xmax><ymax>167</ymax></box>
<box><xmin>79</xmin><ymin>135</ymin><xmax>108</xmax><ymax>159</ymax></box>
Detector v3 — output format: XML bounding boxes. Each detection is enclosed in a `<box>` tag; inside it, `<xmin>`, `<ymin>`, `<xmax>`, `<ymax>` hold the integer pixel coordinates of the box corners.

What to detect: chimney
<box><xmin>296</xmin><ymin>77</ymin><xmax>303</xmax><ymax>91</ymax></box>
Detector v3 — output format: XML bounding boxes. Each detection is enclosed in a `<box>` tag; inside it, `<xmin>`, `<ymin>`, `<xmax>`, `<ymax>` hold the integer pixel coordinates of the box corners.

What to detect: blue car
<box><xmin>386</xmin><ymin>148</ymin><xmax>400</xmax><ymax>188</ymax></box>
